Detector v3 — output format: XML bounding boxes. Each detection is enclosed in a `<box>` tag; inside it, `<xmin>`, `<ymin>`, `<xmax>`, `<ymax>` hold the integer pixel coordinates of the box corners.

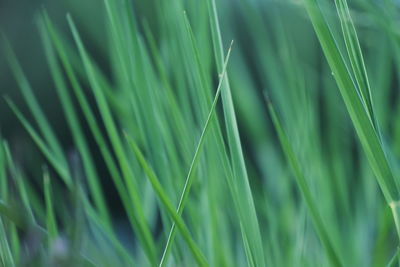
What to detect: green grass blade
<box><xmin>41</xmin><ymin>11</ymin><xmax>127</xmax><ymax>210</ymax></box>
<box><xmin>78</xmin><ymin>186</ymin><xmax>136</xmax><ymax>266</ymax></box>
<box><xmin>0</xmin><ymin>201</ymin><xmax>24</xmax><ymax>230</ymax></box>
<box><xmin>67</xmin><ymin>14</ymin><xmax>157</xmax><ymax>264</ymax></box>
<box><xmin>159</xmin><ymin>40</ymin><xmax>233</xmax><ymax>266</ymax></box>
<box><xmin>334</xmin><ymin>0</ymin><xmax>376</xmax><ymax>129</ymax></box>
<box><xmin>125</xmin><ymin>133</ymin><xmax>209</xmax><ymax>267</ymax></box>
<box><xmin>207</xmin><ymin>0</ymin><xmax>265</xmax><ymax>266</ymax></box>
<box><xmin>4</xmin><ymin>98</ymin><xmax>71</xmax><ymax>187</ymax></box>
<box><xmin>2</xmin><ymin>37</ymin><xmax>69</xmax><ymax>174</ymax></box>
<box><xmin>42</xmin><ymin>14</ymin><xmax>151</xmax><ymax>259</ymax></box>
<box><xmin>267</xmin><ymin>99</ymin><xmax>343</xmax><ymax>266</ymax></box>
<box><xmin>0</xmin><ymin>141</ymin><xmax>20</xmax><ymax>262</ymax></box>
<box><xmin>38</xmin><ymin>16</ymin><xmax>110</xmax><ymax>226</ymax></box>
<box><xmin>387</xmin><ymin>247</ymin><xmax>400</xmax><ymax>267</ymax></box>
<box><xmin>303</xmin><ymin>0</ymin><xmax>398</xmax><ymax>205</ymax></box>
<box><xmin>43</xmin><ymin>167</ymin><xmax>58</xmax><ymax>242</ymax></box>
<box><xmin>4</xmin><ymin>143</ymin><xmax>35</xmax><ymax>224</ymax></box>
<box><xmin>0</xmin><ymin>218</ymin><xmax>15</xmax><ymax>267</ymax></box>
<box><xmin>0</xmin><ymin>139</ymin><xmax>6</xmax><ymax>199</ymax></box>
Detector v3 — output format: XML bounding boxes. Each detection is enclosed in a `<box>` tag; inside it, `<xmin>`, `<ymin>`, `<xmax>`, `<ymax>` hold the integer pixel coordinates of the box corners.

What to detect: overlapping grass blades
<box><xmin>67</xmin><ymin>15</ymin><xmax>157</xmax><ymax>265</ymax></box>
<box><xmin>2</xmin><ymin>40</ymin><xmax>72</xmax><ymax>188</ymax></box>
<box><xmin>159</xmin><ymin>38</ymin><xmax>233</xmax><ymax>266</ymax></box>
<box><xmin>126</xmin><ymin>133</ymin><xmax>208</xmax><ymax>266</ymax></box>
<box><xmin>304</xmin><ymin>0</ymin><xmax>400</xmax><ymax>241</ymax></box>
<box><xmin>38</xmin><ymin>17</ymin><xmax>110</xmax><ymax>227</ymax></box>
<box><xmin>207</xmin><ymin>0</ymin><xmax>265</xmax><ymax>266</ymax></box>
<box><xmin>267</xmin><ymin>100</ymin><xmax>343</xmax><ymax>266</ymax></box>
<box><xmin>2</xmin><ymin>0</ymin><xmax>400</xmax><ymax>265</ymax></box>
<box><xmin>334</xmin><ymin>0</ymin><xmax>377</xmax><ymax>130</ymax></box>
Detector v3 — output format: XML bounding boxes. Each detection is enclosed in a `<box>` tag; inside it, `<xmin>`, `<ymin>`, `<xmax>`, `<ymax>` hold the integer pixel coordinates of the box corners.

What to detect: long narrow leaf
<box><xmin>160</xmin><ymin>39</ymin><xmax>233</xmax><ymax>266</ymax></box>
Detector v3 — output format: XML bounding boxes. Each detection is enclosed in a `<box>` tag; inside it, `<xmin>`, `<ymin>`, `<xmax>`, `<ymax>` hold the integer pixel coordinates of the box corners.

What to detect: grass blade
<box><xmin>387</xmin><ymin>247</ymin><xmax>400</xmax><ymax>267</ymax></box>
<box><xmin>267</xmin><ymin>99</ymin><xmax>343</xmax><ymax>266</ymax></box>
<box><xmin>125</xmin><ymin>133</ymin><xmax>209</xmax><ymax>267</ymax></box>
<box><xmin>207</xmin><ymin>0</ymin><xmax>265</xmax><ymax>265</ymax></box>
<box><xmin>0</xmin><ymin>218</ymin><xmax>14</xmax><ymax>267</ymax></box>
<box><xmin>303</xmin><ymin>0</ymin><xmax>399</xmax><ymax>230</ymax></box>
<box><xmin>2</xmin><ymin>37</ymin><xmax>69</xmax><ymax>180</ymax></box>
<box><xmin>43</xmin><ymin>167</ymin><xmax>58</xmax><ymax>242</ymax></box>
<box><xmin>4</xmin><ymin>97</ymin><xmax>71</xmax><ymax>186</ymax></box>
<box><xmin>159</xmin><ymin>39</ymin><xmax>233</xmax><ymax>266</ymax></box>
<box><xmin>67</xmin><ymin>14</ymin><xmax>157</xmax><ymax>264</ymax></box>
<box><xmin>334</xmin><ymin>0</ymin><xmax>376</xmax><ymax>129</ymax></box>
<box><xmin>38</xmin><ymin>16</ymin><xmax>110</xmax><ymax>226</ymax></box>
<box><xmin>41</xmin><ymin>15</ymin><xmax>152</xmax><ymax>263</ymax></box>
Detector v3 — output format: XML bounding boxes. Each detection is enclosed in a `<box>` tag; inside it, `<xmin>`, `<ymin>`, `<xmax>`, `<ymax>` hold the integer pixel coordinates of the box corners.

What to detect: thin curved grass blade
<box><xmin>159</xmin><ymin>39</ymin><xmax>234</xmax><ymax>266</ymax></box>
<box><xmin>125</xmin><ymin>133</ymin><xmax>209</xmax><ymax>267</ymax></box>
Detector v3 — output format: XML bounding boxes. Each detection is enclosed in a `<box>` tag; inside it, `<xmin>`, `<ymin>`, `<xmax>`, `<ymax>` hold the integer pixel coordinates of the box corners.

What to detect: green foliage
<box><xmin>1</xmin><ymin>0</ymin><xmax>400</xmax><ymax>266</ymax></box>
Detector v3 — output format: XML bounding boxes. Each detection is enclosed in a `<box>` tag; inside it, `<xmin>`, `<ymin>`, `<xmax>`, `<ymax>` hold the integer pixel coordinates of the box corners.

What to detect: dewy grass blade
<box><xmin>159</xmin><ymin>40</ymin><xmax>234</xmax><ymax>267</ymax></box>
<box><xmin>267</xmin><ymin>98</ymin><xmax>343</xmax><ymax>266</ymax></box>
<box><xmin>126</xmin><ymin>133</ymin><xmax>209</xmax><ymax>267</ymax></box>
<box><xmin>207</xmin><ymin>0</ymin><xmax>265</xmax><ymax>266</ymax></box>
<box><xmin>67</xmin><ymin>15</ymin><xmax>157</xmax><ymax>264</ymax></box>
